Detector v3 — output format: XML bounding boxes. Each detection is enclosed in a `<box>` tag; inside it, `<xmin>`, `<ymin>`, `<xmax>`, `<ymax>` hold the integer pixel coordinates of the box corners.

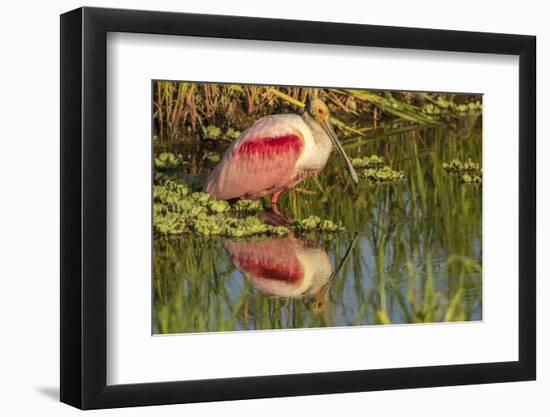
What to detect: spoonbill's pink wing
<box><xmin>203</xmin><ymin>115</ymin><xmax>304</xmax><ymax>200</ymax></box>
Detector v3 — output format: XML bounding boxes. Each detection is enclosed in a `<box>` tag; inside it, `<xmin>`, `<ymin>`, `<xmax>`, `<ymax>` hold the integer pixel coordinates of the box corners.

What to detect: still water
<box><xmin>153</xmin><ymin>123</ymin><xmax>482</xmax><ymax>334</ymax></box>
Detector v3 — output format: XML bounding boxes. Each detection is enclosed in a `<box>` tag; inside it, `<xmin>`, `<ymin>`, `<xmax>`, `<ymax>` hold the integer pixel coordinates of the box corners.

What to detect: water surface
<box><xmin>153</xmin><ymin>123</ymin><xmax>482</xmax><ymax>334</ymax></box>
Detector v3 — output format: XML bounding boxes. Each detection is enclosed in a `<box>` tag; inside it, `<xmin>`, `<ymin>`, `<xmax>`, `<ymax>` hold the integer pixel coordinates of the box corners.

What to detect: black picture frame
<box><xmin>60</xmin><ymin>6</ymin><xmax>536</xmax><ymax>410</ymax></box>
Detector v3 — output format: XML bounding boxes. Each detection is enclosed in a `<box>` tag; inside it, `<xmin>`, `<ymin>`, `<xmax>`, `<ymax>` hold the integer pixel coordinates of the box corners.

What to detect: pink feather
<box><xmin>203</xmin><ymin>116</ymin><xmax>304</xmax><ymax>200</ymax></box>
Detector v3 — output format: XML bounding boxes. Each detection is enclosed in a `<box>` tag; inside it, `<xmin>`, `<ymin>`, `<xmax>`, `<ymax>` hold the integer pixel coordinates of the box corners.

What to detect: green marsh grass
<box><xmin>153</xmin><ymin>82</ymin><xmax>481</xmax><ymax>144</ymax></box>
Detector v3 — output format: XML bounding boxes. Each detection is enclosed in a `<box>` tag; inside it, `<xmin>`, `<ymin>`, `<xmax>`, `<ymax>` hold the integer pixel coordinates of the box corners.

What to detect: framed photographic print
<box><xmin>60</xmin><ymin>6</ymin><xmax>536</xmax><ymax>409</ymax></box>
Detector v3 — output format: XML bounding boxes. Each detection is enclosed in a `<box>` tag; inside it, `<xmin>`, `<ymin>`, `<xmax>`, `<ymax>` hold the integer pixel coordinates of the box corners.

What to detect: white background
<box><xmin>0</xmin><ymin>0</ymin><xmax>546</xmax><ymax>416</ymax></box>
<box><xmin>108</xmin><ymin>34</ymin><xmax>518</xmax><ymax>384</ymax></box>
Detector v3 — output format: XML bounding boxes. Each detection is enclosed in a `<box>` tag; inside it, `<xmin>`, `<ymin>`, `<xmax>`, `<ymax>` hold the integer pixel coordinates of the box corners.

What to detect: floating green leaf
<box><xmin>201</xmin><ymin>125</ymin><xmax>223</xmax><ymax>140</ymax></box>
<box><xmin>294</xmin><ymin>215</ymin><xmax>345</xmax><ymax>233</ymax></box>
<box><xmin>351</xmin><ymin>155</ymin><xmax>385</xmax><ymax>168</ymax></box>
<box><xmin>225</xmin><ymin>128</ymin><xmax>241</xmax><ymax>140</ymax></box>
<box><xmin>442</xmin><ymin>158</ymin><xmax>482</xmax><ymax>185</ymax></box>
<box><xmin>422</xmin><ymin>96</ymin><xmax>482</xmax><ymax>116</ymax></box>
<box><xmin>154</xmin><ymin>152</ymin><xmax>184</xmax><ymax>170</ymax></box>
<box><xmin>233</xmin><ymin>199</ymin><xmax>263</xmax><ymax>212</ymax></box>
<box><xmin>361</xmin><ymin>165</ymin><xmax>404</xmax><ymax>183</ymax></box>
<box><xmin>442</xmin><ymin>158</ymin><xmax>480</xmax><ymax>174</ymax></box>
<box><xmin>460</xmin><ymin>174</ymin><xmax>482</xmax><ymax>184</ymax></box>
<box><xmin>202</xmin><ymin>151</ymin><xmax>221</xmax><ymax>162</ymax></box>
<box><xmin>201</xmin><ymin>125</ymin><xmax>241</xmax><ymax>142</ymax></box>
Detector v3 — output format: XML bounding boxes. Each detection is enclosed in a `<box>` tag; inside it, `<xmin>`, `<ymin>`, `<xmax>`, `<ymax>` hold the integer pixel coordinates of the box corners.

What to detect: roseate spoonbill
<box><xmin>224</xmin><ymin>236</ymin><xmax>332</xmax><ymax>311</ymax></box>
<box><xmin>203</xmin><ymin>99</ymin><xmax>359</xmax><ymax>214</ymax></box>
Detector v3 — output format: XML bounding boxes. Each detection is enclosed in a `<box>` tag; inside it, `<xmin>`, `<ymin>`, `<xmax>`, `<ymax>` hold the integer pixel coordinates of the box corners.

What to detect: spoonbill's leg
<box><xmin>270</xmin><ymin>191</ymin><xmax>282</xmax><ymax>215</ymax></box>
<box><xmin>262</xmin><ymin>190</ymin><xmax>294</xmax><ymax>226</ymax></box>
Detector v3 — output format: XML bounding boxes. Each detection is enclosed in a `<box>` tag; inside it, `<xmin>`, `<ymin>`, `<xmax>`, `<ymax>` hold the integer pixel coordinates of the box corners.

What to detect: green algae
<box><xmin>442</xmin><ymin>158</ymin><xmax>481</xmax><ymax>174</ymax></box>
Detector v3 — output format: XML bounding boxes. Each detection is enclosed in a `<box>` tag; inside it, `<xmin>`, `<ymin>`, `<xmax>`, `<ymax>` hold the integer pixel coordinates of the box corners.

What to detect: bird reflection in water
<box><xmin>224</xmin><ymin>233</ymin><xmax>357</xmax><ymax>313</ymax></box>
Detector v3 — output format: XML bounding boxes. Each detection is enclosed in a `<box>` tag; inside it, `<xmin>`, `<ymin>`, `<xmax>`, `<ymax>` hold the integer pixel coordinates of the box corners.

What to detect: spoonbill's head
<box><xmin>306</xmin><ymin>98</ymin><xmax>331</xmax><ymax>124</ymax></box>
<box><xmin>304</xmin><ymin>98</ymin><xmax>359</xmax><ymax>183</ymax></box>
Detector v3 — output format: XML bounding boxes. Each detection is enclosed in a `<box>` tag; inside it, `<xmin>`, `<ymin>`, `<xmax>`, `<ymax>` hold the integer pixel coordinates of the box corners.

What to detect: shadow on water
<box><xmin>153</xmin><ymin>123</ymin><xmax>482</xmax><ymax>334</ymax></box>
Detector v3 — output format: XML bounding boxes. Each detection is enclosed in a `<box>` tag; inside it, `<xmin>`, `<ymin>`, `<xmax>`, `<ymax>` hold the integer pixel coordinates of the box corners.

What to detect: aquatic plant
<box><xmin>442</xmin><ymin>158</ymin><xmax>481</xmax><ymax>174</ymax></box>
<box><xmin>460</xmin><ymin>174</ymin><xmax>482</xmax><ymax>184</ymax></box>
<box><xmin>350</xmin><ymin>155</ymin><xmax>404</xmax><ymax>183</ymax></box>
<box><xmin>351</xmin><ymin>154</ymin><xmax>385</xmax><ymax>168</ymax></box>
<box><xmin>201</xmin><ymin>125</ymin><xmax>222</xmax><ymax>140</ymax></box>
<box><xmin>154</xmin><ymin>152</ymin><xmax>184</xmax><ymax>170</ymax></box>
<box><xmin>232</xmin><ymin>199</ymin><xmax>263</xmax><ymax>212</ymax></box>
<box><xmin>192</xmin><ymin>215</ymin><xmax>289</xmax><ymax>238</ymax></box>
<box><xmin>202</xmin><ymin>150</ymin><xmax>221</xmax><ymax>162</ymax></box>
<box><xmin>361</xmin><ymin>166</ymin><xmax>405</xmax><ymax>183</ymax></box>
<box><xmin>201</xmin><ymin>125</ymin><xmax>241</xmax><ymax>141</ymax></box>
<box><xmin>442</xmin><ymin>159</ymin><xmax>482</xmax><ymax>185</ymax></box>
<box><xmin>225</xmin><ymin>127</ymin><xmax>241</xmax><ymax>140</ymax></box>
<box><xmin>154</xmin><ymin>180</ymin><xmax>345</xmax><ymax>237</ymax></box>
<box><xmin>294</xmin><ymin>215</ymin><xmax>345</xmax><ymax>233</ymax></box>
<box><xmin>153</xmin><ymin>182</ymin><xmax>287</xmax><ymax>237</ymax></box>
<box><xmin>154</xmin><ymin>172</ymin><xmax>171</xmax><ymax>185</ymax></box>
<box><xmin>422</xmin><ymin>96</ymin><xmax>482</xmax><ymax>116</ymax></box>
